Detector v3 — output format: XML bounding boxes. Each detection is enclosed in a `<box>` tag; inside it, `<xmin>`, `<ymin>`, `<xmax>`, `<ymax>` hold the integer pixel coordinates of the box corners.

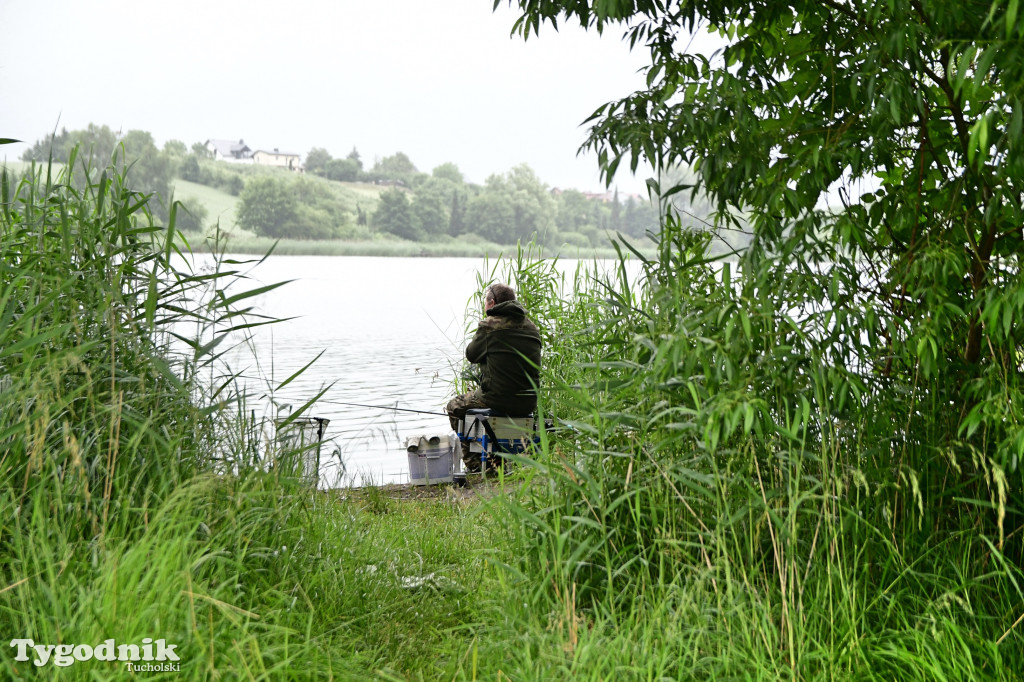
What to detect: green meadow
<box><xmin>171</xmin><ymin>178</ymin><xmax>244</xmax><ymax>235</ymax></box>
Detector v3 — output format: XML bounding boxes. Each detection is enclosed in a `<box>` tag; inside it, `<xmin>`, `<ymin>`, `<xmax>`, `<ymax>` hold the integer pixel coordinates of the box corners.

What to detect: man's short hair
<box><xmin>485</xmin><ymin>283</ymin><xmax>516</xmax><ymax>305</ymax></box>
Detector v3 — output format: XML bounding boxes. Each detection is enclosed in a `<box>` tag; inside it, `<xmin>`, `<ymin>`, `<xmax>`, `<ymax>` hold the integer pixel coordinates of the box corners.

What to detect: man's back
<box><xmin>466</xmin><ymin>299</ymin><xmax>542</xmax><ymax>416</ymax></box>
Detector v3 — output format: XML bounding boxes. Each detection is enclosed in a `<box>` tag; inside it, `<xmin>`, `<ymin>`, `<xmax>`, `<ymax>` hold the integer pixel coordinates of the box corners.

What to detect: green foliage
<box><xmin>20</xmin><ymin>123</ymin><xmax>117</xmax><ymax>169</ymax></box>
<box><xmin>184</xmin><ymin>235</ymin><xmax>546</xmax><ymax>257</ymax></box>
<box><xmin>507</xmin><ymin>164</ymin><xmax>558</xmax><ymax>242</ymax></box>
<box><xmin>373</xmin><ymin>187</ymin><xmax>420</xmax><ymax>240</ymax></box>
<box><xmin>0</xmin><ymin>164</ymin><xmax>203</xmax><ymax>531</ymax></box>
<box><xmin>507</xmin><ymin>0</ymin><xmax>1024</xmax><ymax>468</ymax></box>
<box><xmin>491</xmin><ymin>0</ymin><xmax>1024</xmax><ymax>673</ymax></box>
<box><xmin>466</xmin><ymin>183</ymin><xmax>516</xmax><ymax>243</ymax></box>
<box><xmin>481</xmin><ymin>227</ymin><xmax>1023</xmax><ymax>675</ymax></box>
<box><xmin>369</xmin><ymin>151</ymin><xmax>419</xmax><ymax>186</ymax></box>
<box><xmin>448</xmin><ymin>185</ymin><xmax>467</xmax><ymax>236</ymax></box>
<box><xmin>411</xmin><ymin>176</ymin><xmax>458</xmax><ymax>236</ymax></box>
<box><xmin>554</xmin><ymin>188</ymin><xmax>597</xmax><ymax>232</ymax></box>
<box><xmin>19</xmin><ymin>124</ymin><xmax>665</xmax><ymax>247</ymax></box>
<box><xmin>455</xmin><ymin>166</ymin><xmax>659</xmax><ymax>247</ymax></box>
<box><xmin>305</xmin><ymin>147</ymin><xmax>363</xmax><ymax>183</ymax></box>
<box><xmin>20</xmin><ymin>125</ymin><xmax>178</xmax><ymax>221</ymax></box>
<box><xmin>0</xmin><ymin>158</ymin><xmax>299</xmax><ymax>578</ymax></box>
<box><xmin>556</xmin><ymin>230</ymin><xmax>591</xmax><ymax>248</ymax></box>
<box><xmin>322</xmin><ymin>157</ymin><xmax>360</xmax><ymax>182</ymax></box>
<box><xmin>186</xmin><ymin>159</ymin><xmax>246</xmax><ymax>196</ymax></box>
<box><xmin>346</xmin><ymin>145</ymin><xmax>363</xmax><ymax>170</ymax></box>
<box><xmin>171</xmin><ymin>195</ymin><xmax>209</xmax><ymax>232</ymax></box>
<box><xmin>162</xmin><ymin>139</ymin><xmax>187</xmax><ymax>157</ymax></box>
<box><xmin>118</xmin><ymin>129</ymin><xmax>175</xmax><ymax>208</ymax></box>
<box><xmin>227</xmin><ymin>174</ymin><xmax>244</xmax><ymax>196</ymax></box>
<box><xmin>237</xmin><ymin>175</ymin><xmax>299</xmax><ymax>237</ymax></box>
<box><xmin>292</xmin><ymin>176</ymin><xmax>357</xmax><ymax>239</ymax></box>
<box><xmin>180</xmin><ymin>153</ymin><xmax>202</xmax><ymax>182</ymax></box>
<box><xmin>432</xmin><ymin>161</ymin><xmax>463</xmax><ymax>183</ymax></box>
<box><xmin>190</xmin><ymin>140</ymin><xmax>212</xmax><ymax>158</ymax></box>
<box><xmin>0</xmin><ymin>158</ymin><xmax>515</xmax><ymax>679</ymax></box>
<box><xmin>468</xmin><ymin>167</ymin><xmax>560</xmax><ymax>245</ymax></box>
<box><xmin>304</xmin><ymin>146</ymin><xmax>331</xmax><ymax>174</ymax></box>
<box><xmin>238</xmin><ymin>175</ymin><xmax>354</xmax><ymax>239</ymax></box>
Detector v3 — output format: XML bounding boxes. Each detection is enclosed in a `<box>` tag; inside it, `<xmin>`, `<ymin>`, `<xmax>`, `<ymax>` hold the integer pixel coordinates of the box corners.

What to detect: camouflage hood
<box><xmin>486</xmin><ymin>299</ymin><xmax>529</xmax><ymax>321</ymax></box>
<box><xmin>466</xmin><ymin>299</ymin><xmax>542</xmax><ymax>416</ymax></box>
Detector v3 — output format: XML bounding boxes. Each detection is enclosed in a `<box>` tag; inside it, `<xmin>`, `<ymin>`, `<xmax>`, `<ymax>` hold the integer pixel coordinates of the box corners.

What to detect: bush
<box><xmin>372</xmin><ymin>188</ymin><xmax>421</xmax><ymax>240</ymax></box>
<box><xmin>172</xmin><ymin>196</ymin><xmax>209</xmax><ymax>233</ymax></box>
<box><xmin>181</xmin><ymin>154</ymin><xmax>202</xmax><ymax>182</ymax></box>
<box><xmin>322</xmin><ymin>158</ymin><xmax>360</xmax><ymax>182</ymax></box>
<box><xmin>226</xmin><ymin>174</ymin><xmax>244</xmax><ymax>196</ymax></box>
<box><xmin>237</xmin><ymin>175</ymin><xmax>298</xmax><ymax>237</ymax></box>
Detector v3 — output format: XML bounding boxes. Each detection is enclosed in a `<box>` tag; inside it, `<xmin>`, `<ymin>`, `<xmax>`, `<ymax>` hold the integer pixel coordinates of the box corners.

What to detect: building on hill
<box><xmin>206</xmin><ymin>138</ymin><xmax>253</xmax><ymax>163</ymax></box>
<box><xmin>252</xmin><ymin>148</ymin><xmax>301</xmax><ymax>171</ymax></box>
<box><xmin>203</xmin><ymin>139</ymin><xmax>301</xmax><ymax>171</ymax></box>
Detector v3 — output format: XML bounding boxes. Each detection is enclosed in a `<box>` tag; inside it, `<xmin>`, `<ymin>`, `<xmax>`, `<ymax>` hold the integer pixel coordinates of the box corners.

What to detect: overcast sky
<box><xmin>0</xmin><ymin>0</ymin><xmax>671</xmax><ymax>193</ymax></box>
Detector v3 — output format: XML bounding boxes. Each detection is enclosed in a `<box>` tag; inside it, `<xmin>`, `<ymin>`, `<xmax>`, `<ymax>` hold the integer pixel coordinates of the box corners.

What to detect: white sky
<box><xmin>0</xmin><ymin>0</ymin><xmax>668</xmax><ymax>193</ymax></box>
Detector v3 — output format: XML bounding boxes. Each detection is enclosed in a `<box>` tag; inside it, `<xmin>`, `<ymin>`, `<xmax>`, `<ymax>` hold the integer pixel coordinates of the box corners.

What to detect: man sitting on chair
<box><xmin>446</xmin><ymin>283</ymin><xmax>542</xmax><ymax>472</ymax></box>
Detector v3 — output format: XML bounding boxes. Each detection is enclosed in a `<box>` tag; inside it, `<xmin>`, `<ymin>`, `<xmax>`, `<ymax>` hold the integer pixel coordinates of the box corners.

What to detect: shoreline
<box><xmin>177</xmin><ymin>232</ymin><xmax>644</xmax><ymax>260</ymax></box>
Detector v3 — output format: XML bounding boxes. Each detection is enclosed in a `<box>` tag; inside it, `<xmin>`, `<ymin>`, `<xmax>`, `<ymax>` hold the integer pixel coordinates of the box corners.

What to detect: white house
<box><xmin>251</xmin><ymin>148</ymin><xmax>301</xmax><ymax>171</ymax></box>
<box><xmin>205</xmin><ymin>138</ymin><xmax>253</xmax><ymax>163</ymax></box>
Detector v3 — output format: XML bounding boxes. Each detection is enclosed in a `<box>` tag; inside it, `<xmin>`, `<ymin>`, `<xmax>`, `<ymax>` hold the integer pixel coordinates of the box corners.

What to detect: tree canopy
<box><xmin>370</xmin><ymin>152</ymin><xmax>418</xmax><ymax>186</ymax></box>
<box><xmin>504</xmin><ymin>0</ymin><xmax>1024</xmax><ymax>471</ymax></box>
<box><xmin>236</xmin><ymin>176</ymin><xmax>299</xmax><ymax>238</ymax></box>
<box><xmin>304</xmin><ymin>147</ymin><xmax>332</xmax><ymax>175</ymax></box>
<box><xmin>373</xmin><ymin>187</ymin><xmax>420</xmax><ymax>240</ymax></box>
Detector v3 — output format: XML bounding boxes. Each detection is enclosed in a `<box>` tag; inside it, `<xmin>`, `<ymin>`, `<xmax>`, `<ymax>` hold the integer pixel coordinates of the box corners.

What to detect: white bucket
<box><xmin>405</xmin><ymin>433</ymin><xmax>456</xmax><ymax>485</ymax></box>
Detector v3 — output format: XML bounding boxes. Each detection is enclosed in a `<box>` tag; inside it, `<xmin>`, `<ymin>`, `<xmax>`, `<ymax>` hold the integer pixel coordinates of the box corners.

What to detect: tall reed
<box><xmin>493</xmin><ymin>218</ymin><xmax>1023</xmax><ymax>678</ymax></box>
<box><xmin>0</xmin><ymin>156</ymin><xmax>346</xmax><ymax>677</ymax></box>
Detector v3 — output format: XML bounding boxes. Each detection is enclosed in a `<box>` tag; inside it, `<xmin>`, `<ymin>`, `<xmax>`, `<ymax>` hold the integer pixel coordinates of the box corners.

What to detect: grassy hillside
<box><xmin>172</xmin><ymin>178</ymin><xmax>242</xmax><ymax>232</ymax></box>
<box><xmin>199</xmin><ymin>161</ymin><xmax>382</xmax><ymax>211</ymax></box>
<box><xmin>180</xmin><ymin>162</ymin><xmax>383</xmax><ymax>240</ymax></box>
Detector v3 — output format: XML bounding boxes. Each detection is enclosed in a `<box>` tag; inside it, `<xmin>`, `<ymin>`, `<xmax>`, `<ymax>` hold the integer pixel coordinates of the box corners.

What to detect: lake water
<box><xmin>179</xmin><ymin>255</ymin><xmax>486</xmax><ymax>486</ymax></box>
<box><xmin>175</xmin><ymin>253</ymin><xmax>853</xmax><ymax>487</ymax></box>
<box><xmin>175</xmin><ymin>253</ymin><xmax>626</xmax><ymax>487</ymax></box>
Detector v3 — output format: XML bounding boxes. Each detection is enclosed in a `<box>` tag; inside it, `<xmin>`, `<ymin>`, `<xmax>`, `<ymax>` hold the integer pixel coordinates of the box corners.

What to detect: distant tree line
<box><xmin>303</xmin><ymin>147</ymin><xmax>663</xmax><ymax>247</ymax></box>
<box><xmin>19</xmin><ymin>125</ymin><xmax>669</xmax><ymax>246</ymax></box>
<box><xmin>20</xmin><ymin>124</ymin><xmax>209</xmax><ymax>231</ymax></box>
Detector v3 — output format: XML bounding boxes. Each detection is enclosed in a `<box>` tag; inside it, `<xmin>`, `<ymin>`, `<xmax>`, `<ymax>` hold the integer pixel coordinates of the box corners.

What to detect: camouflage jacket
<box><xmin>465</xmin><ymin>300</ymin><xmax>542</xmax><ymax>416</ymax></box>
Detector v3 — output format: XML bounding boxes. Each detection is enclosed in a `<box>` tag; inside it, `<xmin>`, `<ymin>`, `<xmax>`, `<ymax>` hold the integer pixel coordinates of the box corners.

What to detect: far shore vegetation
<box><xmin>9</xmin><ymin>126</ymin><xmax>738</xmax><ymax>259</ymax></box>
<box><xmin>180</xmin><ymin>232</ymin><xmax>634</xmax><ymax>259</ymax></box>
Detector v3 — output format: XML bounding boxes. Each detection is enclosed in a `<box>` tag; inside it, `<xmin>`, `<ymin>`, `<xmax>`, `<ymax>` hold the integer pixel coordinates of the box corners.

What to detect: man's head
<box><xmin>484</xmin><ymin>283</ymin><xmax>516</xmax><ymax>311</ymax></box>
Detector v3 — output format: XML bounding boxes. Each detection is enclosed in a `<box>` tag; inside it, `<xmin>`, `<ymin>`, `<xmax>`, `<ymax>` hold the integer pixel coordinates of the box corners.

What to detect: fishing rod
<box><xmin>319</xmin><ymin>399</ymin><xmax>447</xmax><ymax>417</ymax></box>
